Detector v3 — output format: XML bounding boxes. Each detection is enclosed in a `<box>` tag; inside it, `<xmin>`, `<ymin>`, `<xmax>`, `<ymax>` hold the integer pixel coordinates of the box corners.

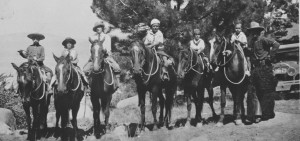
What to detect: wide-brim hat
<box><xmin>247</xmin><ymin>21</ymin><xmax>265</xmax><ymax>32</ymax></box>
<box><xmin>27</xmin><ymin>33</ymin><xmax>45</xmax><ymax>40</ymax></box>
<box><xmin>93</xmin><ymin>21</ymin><xmax>105</xmax><ymax>32</ymax></box>
<box><xmin>62</xmin><ymin>37</ymin><xmax>76</xmax><ymax>46</ymax></box>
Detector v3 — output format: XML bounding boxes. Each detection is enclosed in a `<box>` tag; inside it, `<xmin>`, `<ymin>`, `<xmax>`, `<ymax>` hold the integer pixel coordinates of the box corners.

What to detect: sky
<box><xmin>0</xmin><ymin>0</ymin><xmax>99</xmax><ymax>75</ymax></box>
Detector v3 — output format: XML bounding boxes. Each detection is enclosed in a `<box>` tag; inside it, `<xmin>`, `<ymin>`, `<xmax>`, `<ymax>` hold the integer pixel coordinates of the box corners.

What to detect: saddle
<box><xmin>153</xmin><ymin>50</ymin><xmax>173</xmax><ymax>81</ymax></box>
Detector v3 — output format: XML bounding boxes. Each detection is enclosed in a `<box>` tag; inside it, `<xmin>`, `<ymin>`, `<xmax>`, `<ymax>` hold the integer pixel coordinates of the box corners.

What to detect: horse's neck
<box><xmin>143</xmin><ymin>47</ymin><xmax>154</xmax><ymax>68</ymax></box>
<box><xmin>191</xmin><ymin>49</ymin><xmax>203</xmax><ymax>72</ymax></box>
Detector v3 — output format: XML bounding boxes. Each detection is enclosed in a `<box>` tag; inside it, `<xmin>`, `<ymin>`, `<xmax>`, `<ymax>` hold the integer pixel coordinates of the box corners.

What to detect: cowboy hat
<box><xmin>62</xmin><ymin>37</ymin><xmax>76</xmax><ymax>46</ymax></box>
<box><xmin>247</xmin><ymin>21</ymin><xmax>265</xmax><ymax>32</ymax></box>
<box><xmin>27</xmin><ymin>33</ymin><xmax>45</xmax><ymax>40</ymax></box>
<box><xmin>93</xmin><ymin>21</ymin><xmax>105</xmax><ymax>32</ymax></box>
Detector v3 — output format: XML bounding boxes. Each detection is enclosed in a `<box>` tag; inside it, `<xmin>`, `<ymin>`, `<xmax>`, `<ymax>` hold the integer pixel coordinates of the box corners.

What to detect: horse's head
<box><xmin>90</xmin><ymin>43</ymin><xmax>106</xmax><ymax>72</ymax></box>
<box><xmin>211</xmin><ymin>34</ymin><xmax>227</xmax><ymax>66</ymax></box>
<box><xmin>53</xmin><ymin>53</ymin><xmax>72</xmax><ymax>93</ymax></box>
<box><xmin>177</xmin><ymin>48</ymin><xmax>191</xmax><ymax>79</ymax></box>
<box><xmin>12</xmin><ymin>62</ymin><xmax>39</xmax><ymax>101</ymax></box>
<box><xmin>177</xmin><ymin>29</ymin><xmax>192</xmax><ymax>46</ymax></box>
<box><xmin>130</xmin><ymin>42</ymin><xmax>146</xmax><ymax>75</ymax></box>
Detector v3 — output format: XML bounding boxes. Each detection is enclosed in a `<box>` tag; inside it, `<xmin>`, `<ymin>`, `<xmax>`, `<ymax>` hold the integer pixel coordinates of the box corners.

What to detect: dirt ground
<box><xmin>1</xmin><ymin>95</ymin><xmax>299</xmax><ymax>141</ymax></box>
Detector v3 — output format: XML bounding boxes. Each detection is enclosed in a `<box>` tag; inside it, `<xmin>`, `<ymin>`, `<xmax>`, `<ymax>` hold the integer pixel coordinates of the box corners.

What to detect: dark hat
<box><xmin>93</xmin><ymin>21</ymin><xmax>105</xmax><ymax>32</ymax></box>
<box><xmin>27</xmin><ymin>33</ymin><xmax>45</xmax><ymax>40</ymax></box>
<box><xmin>62</xmin><ymin>37</ymin><xmax>76</xmax><ymax>46</ymax></box>
<box><xmin>247</xmin><ymin>21</ymin><xmax>265</xmax><ymax>32</ymax></box>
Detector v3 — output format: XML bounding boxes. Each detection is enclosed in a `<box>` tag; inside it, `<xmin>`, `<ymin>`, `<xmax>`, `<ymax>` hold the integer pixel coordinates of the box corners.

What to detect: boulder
<box><xmin>0</xmin><ymin>122</ymin><xmax>13</xmax><ymax>135</ymax></box>
<box><xmin>4</xmin><ymin>76</ymin><xmax>18</xmax><ymax>91</ymax></box>
<box><xmin>116</xmin><ymin>95</ymin><xmax>138</xmax><ymax>109</ymax></box>
<box><xmin>0</xmin><ymin>108</ymin><xmax>16</xmax><ymax>130</ymax></box>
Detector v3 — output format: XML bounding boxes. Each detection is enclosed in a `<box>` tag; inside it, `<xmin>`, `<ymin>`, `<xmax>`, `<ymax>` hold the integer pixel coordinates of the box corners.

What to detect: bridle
<box><xmin>182</xmin><ymin>48</ymin><xmax>204</xmax><ymax>75</ymax></box>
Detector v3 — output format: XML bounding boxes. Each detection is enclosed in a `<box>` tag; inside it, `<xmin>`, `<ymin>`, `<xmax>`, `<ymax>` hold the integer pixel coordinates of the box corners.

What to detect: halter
<box><xmin>30</xmin><ymin>66</ymin><xmax>46</xmax><ymax>100</ymax></box>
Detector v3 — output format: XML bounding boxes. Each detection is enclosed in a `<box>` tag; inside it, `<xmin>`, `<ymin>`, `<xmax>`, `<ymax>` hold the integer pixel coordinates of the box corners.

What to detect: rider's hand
<box><xmin>222</xmin><ymin>50</ymin><xmax>232</xmax><ymax>56</ymax></box>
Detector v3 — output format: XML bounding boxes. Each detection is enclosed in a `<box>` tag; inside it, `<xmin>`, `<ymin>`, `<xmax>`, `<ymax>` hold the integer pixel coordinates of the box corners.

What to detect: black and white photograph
<box><xmin>0</xmin><ymin>0</ymin><xmax>299</xmax><ymax>140</ymax></box>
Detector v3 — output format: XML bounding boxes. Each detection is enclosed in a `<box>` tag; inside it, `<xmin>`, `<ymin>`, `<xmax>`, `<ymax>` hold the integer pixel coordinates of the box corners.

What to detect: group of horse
<box><xmin>11</xmin><ymin>29</ymin><xmax>249</xmax><ymax>141</ymax></box>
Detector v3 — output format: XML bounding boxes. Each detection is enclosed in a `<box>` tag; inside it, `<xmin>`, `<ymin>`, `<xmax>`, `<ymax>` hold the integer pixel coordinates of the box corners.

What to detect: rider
<box><xmin>230</xmin><ymin>22</ymin><xmax>250</xmax><ymax>76</ymax></box>
<box><xmin>50</xmin><ymin>37</ymin><xmax>90</xmax><ymax>92</ymax></box>
<box><xmin>144</xmin><ymin>18</ymin><xmax>173</xmax><ymax>80</ymax></box>
<box><xmin>189</xmin><ymin>28</ymin><xmax>210</xmax><ymax>70</ymax></box>
<box><xmin>18</xmin><ymin>33</ymin><xmax>53</xmax><ymax>93</ymax></box>
<box><xmin>83</xmin><ymin>21</ymin><xmax>121</xmax><ymax>88</ymax></box>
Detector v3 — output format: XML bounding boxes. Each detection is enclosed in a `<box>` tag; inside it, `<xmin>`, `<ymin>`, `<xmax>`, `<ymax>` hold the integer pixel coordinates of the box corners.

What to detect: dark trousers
<box><xmin>247</xmin><ymin>62</ymin><xmax>278</xmax><ymax>119</ymax></box>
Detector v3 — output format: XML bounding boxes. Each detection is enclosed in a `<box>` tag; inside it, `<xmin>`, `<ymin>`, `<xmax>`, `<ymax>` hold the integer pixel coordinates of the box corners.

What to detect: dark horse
<box><xmin>90</xmin><ymin>42</ymin><xmax>117</xmax><ymax>138</ymax></box>
<box><xmin>177</xmin><ymin>47</ymin><xmax>217</xmax><ymax>127</ymax></box>
<box><xmin>211</xmin><ymin>35</ymin><xmax>249</xmax><ymax>126</ymax></box>
<box><xmin>130</xmin><ymin>39</ymin><xmax>177</xmax><ymax>130</ymax></box>
<box><xmin>12</xmin><ymin>61</ymin><xmax>51</xmax><ymax>141</ymax></box>
<box><xmin>53</xmin><ymin>54</ymin><xmax>84</xmax><ymax>140</ymax></box>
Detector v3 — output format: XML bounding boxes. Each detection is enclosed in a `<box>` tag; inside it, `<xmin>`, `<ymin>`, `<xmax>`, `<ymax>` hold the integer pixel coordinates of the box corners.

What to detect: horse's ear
<box><xmin>53</xmin><ymin>53</ymin><xmax>60</xmax><ymax>63</ymax></box>
<box><xmin>11</xmin><ymin>63</ymin><xmax>19</xmax><ymax>72</ymax></box>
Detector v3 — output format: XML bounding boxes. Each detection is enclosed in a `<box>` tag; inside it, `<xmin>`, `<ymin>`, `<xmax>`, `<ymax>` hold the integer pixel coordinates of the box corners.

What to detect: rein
<box><xmin>30</xmin><ymin>66</ymin><xmax>46</xmax><ymax>100</ymax></box>
<box><xmin>91</xmin><ymin>60</ymin><xmax>114</xmax><ymax>86</ymax></box>
<box><xmin>185</xmin><ymin>48</ymin><xmax>203</xmax><ymax>75</ymax></box>
<box><xmin>141</xmin><ymin>48</ymin><xmax>159</xmax><ymax>84</ymax></box>
<box><xmin>218</xmin><ymin>37</ymin><xmax>246</xmax><ymax>84</ymax></box>
<box><xmin>64</xmin><ymin>63</ymin><xmax>81</xmax><ymax>92</ymax></box>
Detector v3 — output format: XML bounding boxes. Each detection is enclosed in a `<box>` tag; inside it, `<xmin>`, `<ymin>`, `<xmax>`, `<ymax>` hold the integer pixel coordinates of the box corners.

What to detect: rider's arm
<box><xmin>198</xmin><ymin>39</ymin><xmax>205</xmax><ymax>54</ymax></box>
<box><xmin>36</xmin><ymin>46</ymin><xmax>45</xmax><ymax>62</ymax></box>
<box><xmin>262</xmin><ymin>37</ymin><xmax>280</xmax><ymax>59</ymax></box>
<box><xmin>103</xmin><ymin>34</ymin><xmax>112</xmax><ymax>56</ymax></box>
<box><xmin>238</xmin><ymin>33</ymin><xmax>248</xmax><ymax>48</ymax></box>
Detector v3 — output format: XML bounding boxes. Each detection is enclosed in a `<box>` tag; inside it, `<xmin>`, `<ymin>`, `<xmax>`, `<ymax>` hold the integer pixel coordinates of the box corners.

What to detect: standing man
<box><xmin>246</xmin><ymin>21</ymin><xmax>280</xmax><ymax>122</ymax></box>
<box><xmin>19</xmin><ymin>33</ymin><xmax>53</xmax><ymax>93</ymax></box>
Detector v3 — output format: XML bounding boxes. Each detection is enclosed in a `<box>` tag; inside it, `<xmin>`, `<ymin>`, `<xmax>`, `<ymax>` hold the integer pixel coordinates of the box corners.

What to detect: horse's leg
<box><xmin>185</xmin><ymin>87</ymin><xmax>192</xmax><ymax>128</ymax></box>
<box><xmin>60</xmin><ymin>108</ymin><xmax>69</xmax><ymax>141</ymax></box>
<box><xmin>195</xmin><ymin>85</ymin><xmax>204</xmax><ymax>127</ymax></box>
<box><xmin>151</xmin><ymin>85</ymin><xmax>161</xmax><ymax>130</ymax></box>
<box><xmin>158</xmin><ymin>90</ymin><xmax>165</xmax><ymax>126</ymax></box>
<box><xmin>31</xmin><ymin>104</ymin><xmax>39</xmax><ymax>141</ymax></box>
<box><xmin>39</xmin><ymin>97</ymin><xmax>48</xmax><ymax>138</ymax></box>
<box><xmin>90</xmin><ymin>94</ymin><xmax>101</xmax><ymax>138</ymax></box>
<box><xmin>54</xmin><ymin>95</ymin><xmax>61</xmax><ymax>137</ymax></box>
<box><xmin>137</xmin><ymin>87</ymin><xmax>146</xmax><ymax>130</ymax></box>
<box><xmin>232</xmin><ymin>85</ymin><xmax>245</xmax><ymax>125</ymax></box>
<box><xmin>101</xmin><ymin>94</ymin><xmax>112</xmax><ymax>133</ymax></box>
<box><xmin>217</xmin><ymin>85</ymin><xmax>226</xmax><ymax>127</ymax></box>
<box><xmin>207</xmin><ymin>84</ymin><xmax>217</xmax><ymax>118</ymax></box>
<box><xmin>71</xmin><ymin>101</ymin><xmax>80</xmax><ymax>140</ymax></box>
<box><xmin>164</xmin><ymin>86</ymin><xmax>175</xmax><ymax>128</ymax></box>
<box><xmin>23</xmin><ymin>103</ymin><xmax>32</xmax><ymax>140</ymax></box>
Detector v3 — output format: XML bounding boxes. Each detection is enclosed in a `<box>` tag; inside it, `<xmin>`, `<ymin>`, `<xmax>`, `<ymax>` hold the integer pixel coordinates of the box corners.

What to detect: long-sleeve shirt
<box><xmin>25</xmin><ymin>45</ymin><xmax>45</xmax><ymax>62</ymax></box>
<box><xmin>190</xmin><ymin>39</ymin><xmax>205</xmax><ymax>54</ymax></box>
<box><xmin>61</xmin><ymin>48</ymin><xmax>78</xmax><ymax>64</ymax></box>
<box><xmin>144</xmin><ymin>30</ymin><xmax>164</xmax><ymax>50</ymax></box>
<box><xmin>249</xmin><ymin>37</ymin><xmax>280</xmax><ymax>60</ymax></box>
<box><xmin>230</xmin><ymin>32</ymin><xmax>247</xmax><ymax>48</ymax></box>
<box><xmin>89</xmin><ymin>32</ymin><xmax>112</xmax><ymax>55</ymax></box>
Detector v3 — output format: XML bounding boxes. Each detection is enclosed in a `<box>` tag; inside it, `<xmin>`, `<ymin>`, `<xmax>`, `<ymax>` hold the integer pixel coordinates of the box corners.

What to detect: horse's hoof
<box><xmin>152</xmin><ymin>125</ymin><xmax>158</xmax><ymax>131</ymax></box>
<box><xmin>216</xmin><ymin>122</ymin><xmax>223</xmax><ymax>127</ymax></box>
<box><xmin>235</xmin><ymin>119</ymin><xmax>243</xmax><ymax>125</ymax></box>
<box><xmin>196</xmin><ymin>123</ymin><xmax>203</xmax><ymax>128</ymax></box>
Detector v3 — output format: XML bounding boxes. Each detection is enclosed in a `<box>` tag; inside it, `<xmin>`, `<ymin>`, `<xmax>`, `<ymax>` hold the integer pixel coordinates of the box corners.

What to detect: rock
<box><xmin>77</xmin><ymin>95</ymin><xmax>93</xmax><ymax>121</ymax></box>
<box><xmin>0</xmin><ymin>108</ymin><xmax>16</xmax><ymax>130</ymax></box>
<box><xmin>0</xmin><ymin>122</ymin><xmax>13</xmax><ymax>135</ymax></box>
<box><xmin>113</xmin><ymin>125</ymin><xmax>128</xmax><ymax>139</ymax></box>
<box><xmin>116</xmin><ymin>95</ymin><xmax>138</xmax><ymax>109</ymax></box>
<box><xmin>4</xmin><ymin>76</ymin><xmax>18</xmax><ymax>91</ymax></box>
<box><xmin>47</xmin><ymin>112</ymin><xmax>56</xmax><ymax>128</ymax></box>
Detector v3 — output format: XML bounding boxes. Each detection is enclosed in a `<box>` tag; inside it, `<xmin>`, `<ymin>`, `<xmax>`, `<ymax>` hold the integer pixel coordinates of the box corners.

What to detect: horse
<box><xmin>90</xmin><ymin>41</ymin><xmax>117</xmax><ymax>138</ymax></box>
<box><xmin>53</xmin><ymin>54</ymin><xmax>84</xmax><ymax>140</ymax></box>
<box><xmin>211</xmin><ymin>35</ymin><xmax>249</xmax><ymax>126</ymax></box>
<box><xmin>129</xmin><ymin>38</ymin><xmax>177</xmax><ymax>130</ymax></box>
<box><xmin>12</xmin><ymin>61</ymin><xmax>51</xmax><ymax>141</ymax></box>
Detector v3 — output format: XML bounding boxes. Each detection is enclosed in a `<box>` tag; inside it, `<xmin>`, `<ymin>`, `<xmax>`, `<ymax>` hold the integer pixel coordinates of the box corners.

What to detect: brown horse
<box><xmin>177</xmin><ymin>47</ymin><xmax>217</xmax><ymax>127</ymax></box>
<box><xmin>90</xmin><ymin>42</ymin><xmax>117</xmax><ymax>138</ymax></box>
<box><xmin>211</xmin><ymin>35</ymin><xmax>249</xmax><ymax>126</ymax></box>
<box><xmin>53</xmin><ymin>54</ymin><xmax>84</xmax><ymax>140</ymax></box>
<box><xmin>130</xmin><ymin>39</ymin><xmax>177</xmax><ymax>130</ymax></box>
<box><xmin>12</xmin><ymin>61</ymin><xmax>51</xmax><ymax>141</ymax></box>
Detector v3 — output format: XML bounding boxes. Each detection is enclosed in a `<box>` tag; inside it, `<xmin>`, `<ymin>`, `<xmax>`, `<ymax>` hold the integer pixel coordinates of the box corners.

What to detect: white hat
<box><xmin>150</xmin><ymin>19</ymin><xmax>160</xmax><ymax>25</ymax></box>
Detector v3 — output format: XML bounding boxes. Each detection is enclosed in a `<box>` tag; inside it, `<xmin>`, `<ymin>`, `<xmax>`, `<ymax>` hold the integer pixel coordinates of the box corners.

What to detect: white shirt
<box><xmin>144</xmin><ymin>30</ymin><xmax>164</xmax><ymax>49</ymax></box>
<box><xmin>61</xmin><ymin>48</ymin><xmax>78</xmax><ymax>64</ymax></box>
<box><xmin>89</xmin><ymin>32</ymin><xmax>112</xmax><ymax>55</ymax></box>
<box><xmin>190</xmin><ymin>39</ymin><xmax>205</xmax><ymax>53</ymax></box>
<box><xmin>230</xmin><ymin>32</ymin><xmax>247</xmax><ymax>48</ymax></box>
